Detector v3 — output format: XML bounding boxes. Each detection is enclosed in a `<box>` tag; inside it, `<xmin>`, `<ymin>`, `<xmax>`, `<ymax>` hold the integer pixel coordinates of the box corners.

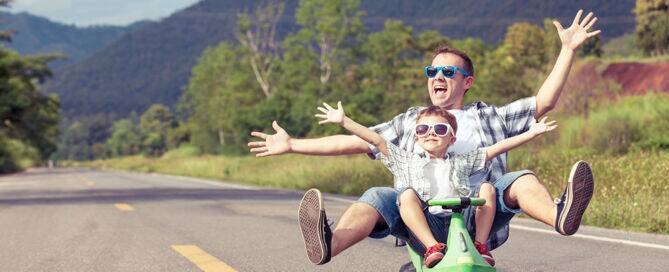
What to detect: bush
<box><xmin>558</xmin><ymin>93</ymin><xmax>669</xmax><ymax>154</ymax></box>
<box><xmin>0</xmin><ymin>137</ymin><xmax>40</xmax><ymax>173</ymax></box>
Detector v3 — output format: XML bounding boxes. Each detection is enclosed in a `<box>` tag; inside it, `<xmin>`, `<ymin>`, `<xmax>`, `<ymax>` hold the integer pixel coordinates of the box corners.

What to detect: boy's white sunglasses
<box><xmin>415</xmin><ymin>123</ymin><xmax>453</xmax><ymax>137</ymax></box>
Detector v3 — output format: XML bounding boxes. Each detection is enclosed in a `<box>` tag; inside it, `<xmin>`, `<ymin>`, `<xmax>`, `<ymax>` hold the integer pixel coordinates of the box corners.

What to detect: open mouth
<box><xmin>434</xmin><ymin>86</ymin><xmax>448</xmax><ymax>94</ymax></box>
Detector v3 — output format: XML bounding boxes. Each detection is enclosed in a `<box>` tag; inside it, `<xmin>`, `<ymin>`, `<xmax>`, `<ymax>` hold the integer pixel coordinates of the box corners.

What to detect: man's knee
<box><xmin>398</xmin><ymin>188</ymin><xmax>419</xmax><ymax>205</ymax></box>
<box><xmin>503</xmin><ymin>174</ymin><xmax>541</xmax><ymax>209</ymax></box>
<box><xmin>350</xmin><ymin>202</ymin><xmax>381</xmax><ymax>218</ymax></box>
<box><xmin>356</xmin><ymin>187</ymin><xmax>397</xmax><ymax>224</ymax></box>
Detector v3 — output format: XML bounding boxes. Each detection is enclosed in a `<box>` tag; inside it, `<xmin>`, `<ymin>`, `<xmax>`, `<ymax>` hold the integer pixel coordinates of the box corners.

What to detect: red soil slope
<box><xmin>602</xmin><ymin>61</ymin><xmax>669</xmax><ymax>95</ymax></box>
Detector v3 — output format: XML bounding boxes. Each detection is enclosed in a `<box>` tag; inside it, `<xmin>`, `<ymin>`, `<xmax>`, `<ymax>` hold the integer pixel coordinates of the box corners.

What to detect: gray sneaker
<box><xmin>555</xmin><ymin>161</ymin><xmax>595</xmax><ymax>235</ymax></box>
<box><xmin>298</xmin><ymin>188</ymin><xmax>332</xmax><ymax>265</ymax></box>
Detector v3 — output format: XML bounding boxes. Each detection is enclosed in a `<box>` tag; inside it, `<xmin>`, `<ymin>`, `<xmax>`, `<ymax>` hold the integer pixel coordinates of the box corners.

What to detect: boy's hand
<box><xmin>553</xmin><ymin>9</ymin><xmax>601</xmax><ymax>51</ymax></box>
<box><xmin>529</xmin><ymin>117</ymin><xmax>558</xmax><ymax>137</ymax></box>
<box><xmin>316</xmin><ymin>101</ymin><xmax>345</xmax><ymax>125</ymax></box>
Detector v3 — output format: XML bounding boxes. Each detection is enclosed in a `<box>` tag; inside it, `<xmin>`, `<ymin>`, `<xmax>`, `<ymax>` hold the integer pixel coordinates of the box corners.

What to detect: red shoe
<box><xmin>474</xmin><ymin>241</ymin><xmax>495</xmax><ymax>267</ymax></box>
<box><xmin>423</xmin><ymin>243</ymin><xmax>446</xmax><ymax>268</ymax></box>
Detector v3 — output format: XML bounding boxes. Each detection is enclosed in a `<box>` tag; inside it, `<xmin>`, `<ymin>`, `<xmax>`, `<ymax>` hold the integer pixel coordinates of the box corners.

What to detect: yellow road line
<box><xmin>172</xmin><ymin>245</ymin><xmax>237</xmax><ymax>272</ymax></box>
<box><xmin>80</xmin><ymin>177</ymin><xmax>95</xmax><ymax>186</ymax></box>
<box><xmin>114</xmin><ymin>203</ymin><xmax>135</xmax><ymax>211</ymax></box>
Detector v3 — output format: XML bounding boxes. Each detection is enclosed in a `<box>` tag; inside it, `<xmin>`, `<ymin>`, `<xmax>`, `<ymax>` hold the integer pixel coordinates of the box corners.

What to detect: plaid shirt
<box><xmin>380</xmin><ymin>143</ymin><xmax>487</xmax><ymax>201</ymax></box>
<box><xmin>368</xmin><ymin>96</ymin><xmax>537</xmax><ymax>250</ymax></box>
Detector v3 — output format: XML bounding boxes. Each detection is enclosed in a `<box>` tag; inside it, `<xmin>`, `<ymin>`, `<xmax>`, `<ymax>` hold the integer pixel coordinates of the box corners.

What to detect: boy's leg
<box><xmin>473</xmin><ymin>182</ymin><xmax>497</xmax><ymax>267</ymax></box>
<box><xmin>398</xmin><ymin>188</ymin><xmax>439</xmax><ymax>248</ymax></box>
<box><xmin>474</xmin><ymin>182</ymin><xmax>496</xmax><ymax>244</ymax></box>
<box><xmin>396</xmin><ymin>188</ymin><xmax>449</xmax><ymax>268</ymax></box>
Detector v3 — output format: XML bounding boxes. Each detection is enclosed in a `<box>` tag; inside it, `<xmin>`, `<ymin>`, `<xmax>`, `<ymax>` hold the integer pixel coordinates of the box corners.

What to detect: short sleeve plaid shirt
<box><xmin>368</xmin><ymin>96</ymin><xmax>537</xmax><ymax>250</ymax></box>
<box><xmin>379</xmin><ymin>143</ymin><xmax>488</xmax><ymax>201</ymax></box>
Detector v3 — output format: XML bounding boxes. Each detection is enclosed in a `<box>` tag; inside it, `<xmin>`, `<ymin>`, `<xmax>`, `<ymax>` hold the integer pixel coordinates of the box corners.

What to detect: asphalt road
<box><xmin>0</xmin><ymin>168</ymin><xmax>667</xmax><ymax>272</ymax></box>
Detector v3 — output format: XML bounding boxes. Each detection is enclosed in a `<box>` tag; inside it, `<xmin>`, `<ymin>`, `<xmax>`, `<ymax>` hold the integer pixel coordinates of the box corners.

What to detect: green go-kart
<box><xmin>401</xmin><ymin>197</ymin><xmax>495</xmax><ymax>272</ymax></box>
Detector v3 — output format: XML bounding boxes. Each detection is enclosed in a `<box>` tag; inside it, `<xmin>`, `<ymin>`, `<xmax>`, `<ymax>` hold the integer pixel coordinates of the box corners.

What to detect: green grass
<box><xmin>510</xmin><ymin>147</ymin><xmax>669</xmax><ymax>234</ymax></box>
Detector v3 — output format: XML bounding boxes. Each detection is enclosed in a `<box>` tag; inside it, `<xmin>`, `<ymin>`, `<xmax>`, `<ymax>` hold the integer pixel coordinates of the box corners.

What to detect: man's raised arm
<box><xmin>535</xmin><ymin>9</ymin><xmax>601</xmax><ymax>118</ymax></box>
<box><xmin>248</xmin><ymin>121</ymin><xmax>370</xmax><ymax>157</ymax></box>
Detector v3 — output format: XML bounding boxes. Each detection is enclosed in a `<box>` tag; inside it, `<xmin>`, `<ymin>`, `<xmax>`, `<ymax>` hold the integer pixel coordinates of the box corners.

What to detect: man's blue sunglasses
<box><xmin>424</xmin><ymin>65</ymin><xmax>471</xmax><ymax>78</ymax></box>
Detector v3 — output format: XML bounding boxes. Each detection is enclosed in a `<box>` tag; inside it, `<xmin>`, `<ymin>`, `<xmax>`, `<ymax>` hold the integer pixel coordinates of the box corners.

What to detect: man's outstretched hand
<box><xmin>554</xmin><ymin>9</ymin><xmax>602</xmax><ymax>51</ymax></box>
<box><xmin>248</xmin><ymin>121</ymin><xmax>291</xmax><ymax>157</ymax></box>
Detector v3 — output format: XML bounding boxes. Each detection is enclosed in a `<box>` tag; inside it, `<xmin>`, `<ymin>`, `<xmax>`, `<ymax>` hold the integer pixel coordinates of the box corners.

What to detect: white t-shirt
<box><xmin>448</xmin><ymin>109</ymin><xmax>488</xmax><ymax>188</ymax></box>
<box><xmin>424</xmin><ymin>157</ymin><xmax>455</xmax><ymax>216</ymax></box>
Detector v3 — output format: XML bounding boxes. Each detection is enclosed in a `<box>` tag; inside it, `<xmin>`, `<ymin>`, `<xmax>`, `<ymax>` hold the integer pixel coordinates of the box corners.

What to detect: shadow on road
<box><xmin>0</xmin><ymin>185</ymin><xmax>304</xmax><ymax>207</ymax></box>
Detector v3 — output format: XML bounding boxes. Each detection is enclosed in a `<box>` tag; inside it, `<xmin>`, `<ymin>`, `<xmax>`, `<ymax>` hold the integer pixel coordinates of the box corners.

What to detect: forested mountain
<box><xmin>0</xmin><ymin>12</ymin><xmax>147</xmax><ymax>67</ymax></box>
<box><xmin>44</xmin><ymin>0</ymin><xmax>636</xmax><ymax>118</ymax></box>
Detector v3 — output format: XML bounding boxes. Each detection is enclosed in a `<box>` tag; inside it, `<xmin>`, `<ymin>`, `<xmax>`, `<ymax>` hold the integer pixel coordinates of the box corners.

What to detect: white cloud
<box><xmin>7</xmin><ymin>0</ymin><xmax>201</xmax><ymax>26</ymax></box>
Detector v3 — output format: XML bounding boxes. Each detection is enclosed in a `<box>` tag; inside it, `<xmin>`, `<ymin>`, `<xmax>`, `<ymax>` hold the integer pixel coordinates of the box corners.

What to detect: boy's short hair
<box><xmin>417</xmin><ymin>106</ymin><xmax>458</xmax><ymax>135</ymax></box>
<box><xmin>433</xmin><ymin>45</ymin><xmax>474</xmax><ymax>77</ymax></box>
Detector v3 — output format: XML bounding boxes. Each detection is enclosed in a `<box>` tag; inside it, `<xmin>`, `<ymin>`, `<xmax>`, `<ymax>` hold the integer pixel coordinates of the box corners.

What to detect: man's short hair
<box><xmin>417</xmin><ymin>106</ymin><xmax>458</xmax><ymax>135</ymax></box>
<box><xmin>433</xmin><ymin>46</ymin><xmax>474</xmax><ymax>77</ymax></box>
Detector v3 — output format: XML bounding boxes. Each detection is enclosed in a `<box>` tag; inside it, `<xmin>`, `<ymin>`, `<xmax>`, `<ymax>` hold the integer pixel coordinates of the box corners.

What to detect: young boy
<box><xmin>315</xmin><ymin>101</ymin><xmax>556</xmax><ymax>267</ymax></box>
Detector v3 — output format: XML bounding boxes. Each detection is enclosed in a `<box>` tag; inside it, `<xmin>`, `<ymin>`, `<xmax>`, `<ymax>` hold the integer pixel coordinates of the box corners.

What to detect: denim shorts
<box><xmin>357</xmin><ymin>170</ymin><xmax>534</xmax><ymax>253</ymax></box>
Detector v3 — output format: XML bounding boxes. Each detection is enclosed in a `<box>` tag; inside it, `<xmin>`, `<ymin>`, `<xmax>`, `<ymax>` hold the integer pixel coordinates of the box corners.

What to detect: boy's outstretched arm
<box><xmin>535</xmin><ymin>9</ymin><xmax>601</xmax><ymax>118</ymax></box>
<box><xmin>485</xmin><ymin>117</ymin><xmax>557</xmax><ymax>161</ymax></box>
<box><xmin>316</xmin><ymin>102</ymin><xmax>389</xmax><ymax>156</ymax></box>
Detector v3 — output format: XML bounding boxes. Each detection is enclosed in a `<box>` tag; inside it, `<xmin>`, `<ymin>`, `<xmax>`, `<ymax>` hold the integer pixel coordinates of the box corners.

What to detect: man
<box><xmin>248</xmin><ymin>10</ymin><xmax>600</xmax><ymax>265</ymax></box>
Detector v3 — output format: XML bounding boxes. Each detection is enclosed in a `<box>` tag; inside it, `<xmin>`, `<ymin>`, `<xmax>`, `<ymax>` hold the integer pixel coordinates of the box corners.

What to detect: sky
<box><xmin>4</xmin><ymin>0</ymin><xmax>201</xmax><ymax>26</ymax></box>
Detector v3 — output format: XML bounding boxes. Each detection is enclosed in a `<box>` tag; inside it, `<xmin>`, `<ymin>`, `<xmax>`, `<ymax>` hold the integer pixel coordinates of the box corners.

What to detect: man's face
<box><xmin>427</xmin><ymin>53</ymin><xmax>473</xmax><ymax>109</ymax></box>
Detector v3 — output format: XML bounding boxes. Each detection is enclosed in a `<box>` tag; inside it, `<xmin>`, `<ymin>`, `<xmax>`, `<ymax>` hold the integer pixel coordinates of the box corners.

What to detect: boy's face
<box><xmin>415</xmin><ymin>115</ymin><xmax>456</xmax><ymax>156</ymax></box>
<box><xmin>427</xmin><ymin>53</ymin><xmax>473</xmax><ymax>109</ymax></box>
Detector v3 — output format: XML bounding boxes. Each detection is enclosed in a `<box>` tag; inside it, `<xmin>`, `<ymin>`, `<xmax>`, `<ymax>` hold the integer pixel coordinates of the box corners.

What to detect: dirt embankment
<box><xmin>602</xmin><ymin>61</ymin><xmax>669</xmax><ymax>95</ymax></box>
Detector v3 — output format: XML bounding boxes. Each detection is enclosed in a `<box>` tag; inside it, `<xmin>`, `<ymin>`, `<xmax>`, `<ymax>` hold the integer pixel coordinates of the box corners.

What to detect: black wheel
<box><xmin>399</xmin><ymin>261</ymin><xmax>416</xmax><ymax>272</ymax></box>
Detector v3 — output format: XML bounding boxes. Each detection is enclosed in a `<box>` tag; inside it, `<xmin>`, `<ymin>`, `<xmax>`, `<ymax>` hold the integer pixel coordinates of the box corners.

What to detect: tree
<box><xmin>236</xmin><ymin>0</ymin><xmax>285</xmax><ymax>98</ymax></box>
<box><xmin>357</xmin><ymin>20</ymin><xmax>416</xmax><ymax>121</ymax></box>
<box><xmin>295</xmin><ymin>0</ymin><xmax>364</xmax><ymax>85</ymax></box>
<box><xmin>634</xmin><ymin>0</ymin><xmax>669</xmax><ymax>55</ymax></box>
<box><xmin>503</xmin><ymin>22</ymin><xmax>547</xmax><ymax>70</ymax></box>
<box><xmin>0</xmin><ymin>46</ymin><xmax>61</xmax><ymax>162</ymax></box>
<box><xmin>474</xmin><ymin>23</ymin><xmax>547</xmax><ymax>104</ymax></box>
<box><xmin>139</xmin><ymin>104</ymin><xmax>176</xmax><ymax>156</ymax></box>
<box><xmin>179</xmin><ymin>43</ymin><xmax>259</xmax><ymax>154</ymax></box>
<box><xmin>106</xmin><ymin>119</ymin><xmax>143</xmax><ymax>157</ymax></box>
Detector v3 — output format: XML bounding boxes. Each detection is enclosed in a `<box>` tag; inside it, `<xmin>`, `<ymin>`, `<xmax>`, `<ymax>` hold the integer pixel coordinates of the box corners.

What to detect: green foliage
<box><xmin>557</xmin><ymin>93</ymin><xmax>669</xmax><ymax>154</ymax></box>
<box><xmin>179</xmin><ymin>42</ymin><xmax>260</xmax><ymax>154</ymax></box>
<box><xmin>139</xmin><ymin>104</ymin><xmax>177</xmax><ymax>156</ymax></box>
<box><xmin>166</xmin><ymin>122</ymin><xmax>191</xmax><ymax>150</ymax></box>
<box><xmin>57</xmin><ymin>114</ymin><xmax>113</xmax><ymax>161</ymax></box>
<box><xmin>579</xmin><ymin>35</ymin><xmax>603</xmax><ymax>57</ymax></box>
<box><xmin>602</xmin><ymin>33</ymin><xmax>643</xmax><ymax>58</ymax></box>
<box><xmin>106</xmin><ymin>118</ymin><xmax>143</xmax><ymax>157</ymax></box>
<box><xmin>503</xmin><ymin>22</ymin><xmax>547</xmax><ymax>70</ymax></box>
<box><xmin>634</xmin><ymin>0</ymin><xmax>669</xmax><ymax>55</ymax></box>
<box><xmin>295</xmin><ymin>0</ymin><xmax>364</xmax><ymax>85</ymax></box>
<box><xmin>0</xmin><ymin>42</ymin><xmax>61</xmax><ymax>171</ymax></box>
